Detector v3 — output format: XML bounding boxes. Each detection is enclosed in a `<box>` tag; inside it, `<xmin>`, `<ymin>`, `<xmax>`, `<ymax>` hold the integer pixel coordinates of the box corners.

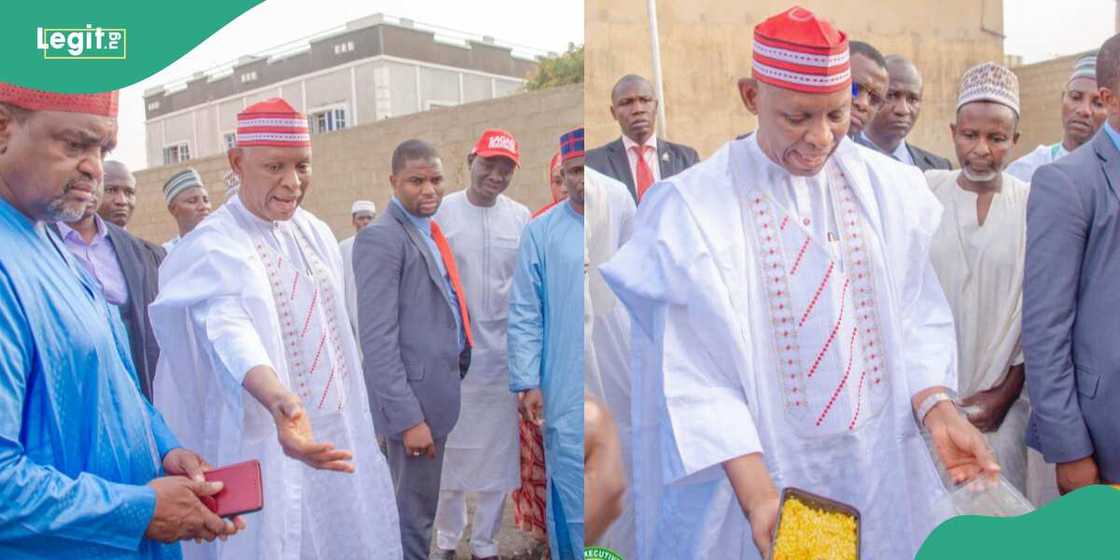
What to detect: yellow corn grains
<box><xmin>772</xmin><ymin>497</ymin><xmax>858</xmax><ymax>560</ymax></box>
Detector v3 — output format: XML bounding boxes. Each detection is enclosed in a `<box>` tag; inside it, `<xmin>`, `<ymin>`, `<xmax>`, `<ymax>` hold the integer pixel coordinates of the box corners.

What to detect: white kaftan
<box><xmin>1006</xmin><ymin>143</ymin><xmax>1067</xmax><ymax>183</ymax></box>
<box><xmin>584</xmin><ymin>167</ymin><xmax>636</xmax><ymax>558</ymax></box>
<box><xmin>150</xmin><ymin>196</ymin><xmax>401</xmax><ymax>560</ymax></box>
<box><xmin>338</xmin><ymin>234</ymin><xmax>359</xmax><ymax>339</ymax></box>
<box><xmin>926</xmin><ymin>170</ymin><xmax>1030</xmax><ymax>492</ymax></box>
<box><xmin>433</xmin><ymin>190</ymin><xmax>529</xmax><ymax>491</ymax></box>
<box><xmin>600</xmin><ymin>137</ymin><xmax>957</xmax><ymax>559</ymax></box>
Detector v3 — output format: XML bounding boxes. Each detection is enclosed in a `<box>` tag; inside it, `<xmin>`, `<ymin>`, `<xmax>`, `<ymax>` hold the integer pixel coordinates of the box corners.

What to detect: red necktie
<box><xmin>632</xmin><ymin>145</ymin><xmax>655</xmax><ymax>201</ymax></box>
<box><xmin>429</xmin><ymin>221</ymin><xmax>474</xmax><ymax>348</ymax></box>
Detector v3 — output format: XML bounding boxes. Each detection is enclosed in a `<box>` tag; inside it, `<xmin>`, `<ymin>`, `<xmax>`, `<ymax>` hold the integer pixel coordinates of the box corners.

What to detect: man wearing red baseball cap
<box><xmin>602</xmin><ymin>7</ymin><xmax>998</xmax><ymax>559</ymax></box>
<box><xmin>431</xmin><ymin>128</ymin><xmax>530</xmax><ymax>559</ymax></box>
<box><xmin>150</xmin><ymin>97</ymin><xmax>401</xmax><ymax>559</ymax></box>
<box><xmin>0</xmin><ymin>83</ymin><xmax>244</xmax><ymax>557</ymax></box>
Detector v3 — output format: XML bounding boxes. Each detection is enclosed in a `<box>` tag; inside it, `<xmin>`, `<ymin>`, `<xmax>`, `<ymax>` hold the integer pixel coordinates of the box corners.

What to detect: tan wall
<box><xmin>1011</xmin><ymin>52</ymin><xmax>1089</xmax><ymax>160</ymax></box>
<box><xmin>586</xmin><ymin>0</ymin><xmax>1006</xmax><ymax>162</ymax></box>
<box><xmin>129</xmin><ymin>84</ymin><xmax>582</xmax><ymax>245</ymax></box>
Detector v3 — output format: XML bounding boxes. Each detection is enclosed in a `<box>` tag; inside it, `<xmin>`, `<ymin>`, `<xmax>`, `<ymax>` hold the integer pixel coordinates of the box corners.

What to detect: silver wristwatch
<box><xmin>915</xmin><ymin>390</ymin><xmax>958</xmax><ymax>426</ymax></box>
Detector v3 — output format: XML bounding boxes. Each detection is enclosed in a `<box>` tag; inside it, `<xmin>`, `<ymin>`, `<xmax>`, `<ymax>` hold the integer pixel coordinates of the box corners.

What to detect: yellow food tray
<box><xmin>769</xmin><ymin>486</ymin><xmax>861</xmax><ymax>560</ymax></box>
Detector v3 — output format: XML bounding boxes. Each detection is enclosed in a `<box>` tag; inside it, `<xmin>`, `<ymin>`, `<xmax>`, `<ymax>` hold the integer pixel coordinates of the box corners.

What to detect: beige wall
<box><xmin>304</xmin><ymin>68</ymin><xmax>352</xmax><ymax>111</ymax></box>
<box><xmin>129</xmin><ymin>84</ymin><xmax>581</xmax><ymax>245</ymax></box>
<box><xmin>1011</xmin><ymin>52</ymin><xmax>1090</xmax><ymax>160</ymax></box>
<box><xmin>586</xmin><ymin>0</ymin><xmax>1005</xmax><ymax>162</ymax></box>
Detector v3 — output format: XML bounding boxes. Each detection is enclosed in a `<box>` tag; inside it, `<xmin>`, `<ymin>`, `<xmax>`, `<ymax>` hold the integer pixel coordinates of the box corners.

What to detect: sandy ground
<box><xmin>429</xmin><ymin>493</ymin><xmax>548</xmax><ymax>560</ymax></box>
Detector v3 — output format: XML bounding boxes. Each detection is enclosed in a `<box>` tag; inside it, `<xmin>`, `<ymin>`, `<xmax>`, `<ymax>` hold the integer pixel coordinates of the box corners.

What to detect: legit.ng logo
<box><xmin>36</xmin><ymin>25</ymin><xmax>126</xmax><ymax>60</ymax></box>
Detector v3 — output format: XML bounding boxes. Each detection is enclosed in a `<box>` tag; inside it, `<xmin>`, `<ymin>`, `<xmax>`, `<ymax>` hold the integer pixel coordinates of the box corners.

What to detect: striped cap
<box><xmin>163</xmin><ymin>168</ymin><xmax>204</xmax><ymax>206</ymax></box>
<box><xmin>560</xmin><ymin>128</ymin><xmax>584</xmax><ymax>162</ymax></box>
<box><xmin>0</xmin><ymin>83</ymin><xmax>118</xmax><ymax>117</ymax></box>
<box><xmin>236</xmin><ymin>98</ymin><xmax>310</xmax><ymax>148</ymax></box>
<box><xmin>752</xmin><ymin>6</ymin><xmax>850</xmax><ymax>94</ymax></box>
<box><xmin>1071</xmin><ymin>52</ymin><xmax>1098</xmax><ymax>83</ymax></box>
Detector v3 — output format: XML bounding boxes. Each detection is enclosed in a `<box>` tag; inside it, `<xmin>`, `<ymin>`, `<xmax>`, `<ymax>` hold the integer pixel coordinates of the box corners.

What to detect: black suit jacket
<box><xmin>49</xmin><ymin>221</ymin><xmax>164</xmax><ymax>399</ymax></box>
<box><xmin>854</xmin><ymin>134</ymin><xmax>953</xmax><ymax>171</ymax></box>
<box><xmin>586</xmin><ymin>136</ymin><xmax>700</xmax><ymax>202</ymax></box>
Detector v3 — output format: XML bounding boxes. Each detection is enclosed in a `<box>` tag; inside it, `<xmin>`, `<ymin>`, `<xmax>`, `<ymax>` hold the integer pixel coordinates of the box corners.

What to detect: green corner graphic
<box><xmin>585</xmin><ymin>546</ymin><xmax>624</xmax><ymax>560</ymax></box>
<box><xmin>4</xmin><ymin>1</ymin><xmax>262</xmax><ymax>91</ymax></box>
<box><xmin>917</xmin><ymin>485</ymin><xmax>1120</xmax><ymax>559</ymax></box>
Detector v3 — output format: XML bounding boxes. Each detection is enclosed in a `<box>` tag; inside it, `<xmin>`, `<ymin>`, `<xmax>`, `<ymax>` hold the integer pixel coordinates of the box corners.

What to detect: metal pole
<box><xmin>647</xmin><ymin>0</ymin><xmax>668</xmax><ymax>137</ymax></box>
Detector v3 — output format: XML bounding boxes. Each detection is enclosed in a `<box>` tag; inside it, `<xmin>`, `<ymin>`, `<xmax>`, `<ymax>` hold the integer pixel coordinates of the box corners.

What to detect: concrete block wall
<box><xmin>586</xmin><ymin>0</ymin><xmax>1005</xmax><ymax>163</ymax></box>
<box><xmin>1011</xmin><ymin>52</ymin><xmax>1090</xmax><ymax>161</ymax></box>
<box><xmin>129</xmin><ymin>84</ymin><xmax>581</xmax><ymax>245</ymax></box>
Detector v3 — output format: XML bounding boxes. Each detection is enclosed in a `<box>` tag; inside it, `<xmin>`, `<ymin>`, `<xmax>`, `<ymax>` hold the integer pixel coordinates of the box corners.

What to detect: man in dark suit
<box><xmin>1023</xmin><ymin>33</ymin><xmax>1120</xmax><ymax>495</ymax></box>
<box><xmin>860</xmin><ymin>55</ymin><xmax>953</xmax><ymax>171</ymax></box>
<box><xmin>98</xmin><ymin>160</ymin><xmax>166</xmax><ymax>261</ymax></box>
<box><xmin>355</xmin><ymin>139</ymin><xmax>472</xmax><ymax>559</ymax></box>
<box><xmin>53</xmin><ymin>177</ymin><xmax>163</xmax><ymax>399</ymax></box>
<box><xmin>586</xmin><ymin>74</ymin><xmax>699</xmax><ymax>203</ymax></box>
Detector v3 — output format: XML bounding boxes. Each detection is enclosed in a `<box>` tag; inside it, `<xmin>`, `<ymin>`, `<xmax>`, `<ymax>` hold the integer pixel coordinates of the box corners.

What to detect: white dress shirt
<box><xmin>622</xmin><ymin>134</ymin><xmax>661</xmax><ymax>186</ymax></box>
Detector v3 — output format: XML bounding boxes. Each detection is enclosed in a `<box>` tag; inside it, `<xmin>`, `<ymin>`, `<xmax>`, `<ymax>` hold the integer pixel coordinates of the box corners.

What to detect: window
<box><xmin>240</xmin><ymin>71</ymin><xmax>257</xmax><ymax>83</ymax></box>
<box><xmin>162</xmin><ymin>143</ymin><xmax>191</xmax><ymax>165</ymax></box>
<box><xmin>309</xmin><ymin>107</ymin><xmax>347</xmax><ymax>134</ymax></box>
<box><xmin>147</xmin><ymin>101</ymin><xmax>160</xmax><ymax>111</ymax></box>
<box><xmin>333</xmin><ymin>41</ymin><xmax>354</xmax><ymax>55</ymax></box>
<box><xmin>223</xmin><ymin>132</ymin><xmax>237</xmax><ymax>150</ymax></box>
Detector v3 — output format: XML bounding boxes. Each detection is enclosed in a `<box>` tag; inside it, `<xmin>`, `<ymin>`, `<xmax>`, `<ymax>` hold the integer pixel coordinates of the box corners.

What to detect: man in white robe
<box><xmin>150</xmin><ymin>98</ymin><xmax>401</xmax><ymax>560</ymax></box>
<box><xmin>431</xmin><ymin>130</ymin><xmax>529</xmax><ymax>559</ymax></box>
<box><xmin>927</xmin><ymin>63</ymin><xmax>1032</xmax><ymax>495</ymax></box>
<box><xmin>338</xmin><ymin>199</ymin><xmax>376</xmax><ymax>340</ymax></box>
<box><xmin>1007</xmin><ymin>53</ymin><xmax>1106</xmax><ymax>182</ymax></box>
<box><xmin>600</xmin><ymin>8</ymin><xmax>999</xmax><ymax>559</ymax></box>
<box><xmin>584</xmin><ymin>166</ymin><xmax>636</xmax><ymax>558</ymax></box>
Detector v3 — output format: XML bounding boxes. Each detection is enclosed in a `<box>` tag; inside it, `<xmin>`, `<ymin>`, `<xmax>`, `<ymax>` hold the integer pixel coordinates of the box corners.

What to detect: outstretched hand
<box><xmin>925</xmin><ymin>401</ymin><xmax>1001</xmax><ymax>485</ymax></box>
<box><xmin>271</xmin><ymin>394</ymin><xmax>355</xmax><ymax>473</ymax></box>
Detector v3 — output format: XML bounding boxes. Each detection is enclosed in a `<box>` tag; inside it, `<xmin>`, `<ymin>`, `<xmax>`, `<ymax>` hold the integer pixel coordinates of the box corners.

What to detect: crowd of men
<box><xmin>3</xmin><ymin>4</ymin><xmax>1119</xmax><ymax>559</ymax></box>
<box><xmin>586</xmin><ymin>5</ymin><xmax>1120</xmax><ymax>560</ymax></box>
<box><xmin>0</xmin><ymin>82</ymin><xmax>584</xmax><ymax>560</ymax></box>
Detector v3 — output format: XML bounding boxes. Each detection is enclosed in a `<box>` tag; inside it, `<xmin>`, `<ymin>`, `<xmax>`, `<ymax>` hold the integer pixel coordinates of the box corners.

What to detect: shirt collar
<box><xmin>1104</xmin><ymin>122</ymin><xmax>1120</xmax><ymax>154</ymax></box>
<box><xmin>890</xmin><ymin>140</ymin><xmax>911</xmax><ymax>164</ymax></box>
<box><xmin>1049</xmin><ymin>142</ymin><xmax>1069</xmax><ymax>159</ymax></box>
<box><xmin>229</xmin><ymin>192</ymin><xmax>288</xmax><ymax>231</ymax></box>
<box><xmin>57</xmin><ymin>213</ymin><xmax>108</xmax><ymax>244</ymax></box>
<box><xmin>622</xmin><ymin>134</ymin><xmax>658</xmax><ymax>153</ymax></box>
<box><xmin>391</xmin><ymin>197</ymin><xmax>431</xmax><ymax>235</ymax></box>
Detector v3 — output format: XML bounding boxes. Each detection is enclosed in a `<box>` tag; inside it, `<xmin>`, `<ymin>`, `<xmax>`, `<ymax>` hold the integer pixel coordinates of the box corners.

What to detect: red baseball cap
<box><xmin>471</xmin><ymin>128</ymin><xmax>520</xmax><ymax>166</ymax></box>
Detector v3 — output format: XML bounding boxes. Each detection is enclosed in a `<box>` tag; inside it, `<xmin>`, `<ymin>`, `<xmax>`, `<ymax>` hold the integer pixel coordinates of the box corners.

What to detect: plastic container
<box><xmin>931</xmin><ymin>475</ymin><xmax>1035</xmax><ymax>519</ymax></box>
<box><xmin>769</xmin><ymin>486</ymin><xmax>861</xmax><ymax>560</ymax></box>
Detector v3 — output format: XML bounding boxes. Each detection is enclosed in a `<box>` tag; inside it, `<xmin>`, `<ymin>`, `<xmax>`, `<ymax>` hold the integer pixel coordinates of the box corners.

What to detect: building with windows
<box><xmin>143</xmin><ymin>13</ymin><xmax>538</xmax><ymax>167</ymax></box>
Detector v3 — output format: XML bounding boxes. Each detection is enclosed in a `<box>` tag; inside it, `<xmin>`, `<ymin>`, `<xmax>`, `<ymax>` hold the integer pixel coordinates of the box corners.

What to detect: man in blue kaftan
<box><xmin>508</xmin><ymin>128</ymin><xmax>585</xmax><ymax>559</ymax></box>
<box><xmin>0</xmin><ymin>84</ymin><xmax>241</xmax><ymax>559</ymax></box>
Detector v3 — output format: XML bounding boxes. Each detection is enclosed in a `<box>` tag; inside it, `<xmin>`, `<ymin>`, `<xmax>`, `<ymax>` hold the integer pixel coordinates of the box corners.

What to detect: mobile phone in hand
<box><xmin>198</xmin><ymin>459</ymin><xmax>264</xmax><ymax>518</ymax></box>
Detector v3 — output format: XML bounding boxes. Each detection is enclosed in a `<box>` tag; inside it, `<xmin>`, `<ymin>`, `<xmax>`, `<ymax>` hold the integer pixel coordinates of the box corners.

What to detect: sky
<box><xmin>1004</xmin><ymin>0</ymin><xmax>1115</xmax><ymax>63</ymax></box>
<box><xmin>114</xmin><ymin>0</ymin><xmax>584</xmax><ymax>170</ymax></box>
<box><xmin>115</xmin><ymin>0</ymin><xmax>1114</xmax><ymax>170</ymax></box>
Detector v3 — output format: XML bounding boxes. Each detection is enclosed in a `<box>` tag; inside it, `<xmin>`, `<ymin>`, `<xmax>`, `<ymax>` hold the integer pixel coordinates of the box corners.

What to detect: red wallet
<box><xmin>197</xmin><ymin>459</ymin><xmax>264</xmax><ymax>518</ymax></box>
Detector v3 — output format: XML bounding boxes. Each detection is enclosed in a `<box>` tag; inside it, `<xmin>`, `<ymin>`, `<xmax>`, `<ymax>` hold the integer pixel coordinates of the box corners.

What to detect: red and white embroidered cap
<box><xmin>0</xmin><ymin>82</ymin><xmax>118</xmax><ymax>117</ymax></box>
<box><xmin>236</xmin><ymin>97</ymin><xmax>311</xmax><ymax>148</ymax></box>
<box><xmin>752</xmin><ymin>6</ymin><xmax>851</xmax><ymax>94</ymax></box>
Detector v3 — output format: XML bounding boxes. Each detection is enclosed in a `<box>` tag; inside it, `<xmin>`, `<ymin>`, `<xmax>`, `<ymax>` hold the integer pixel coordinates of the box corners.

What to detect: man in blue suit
<box><xmin>1024</xmin><ymin>32</ymin><xmax>1120</xmax><ymax>494</ymax></box>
